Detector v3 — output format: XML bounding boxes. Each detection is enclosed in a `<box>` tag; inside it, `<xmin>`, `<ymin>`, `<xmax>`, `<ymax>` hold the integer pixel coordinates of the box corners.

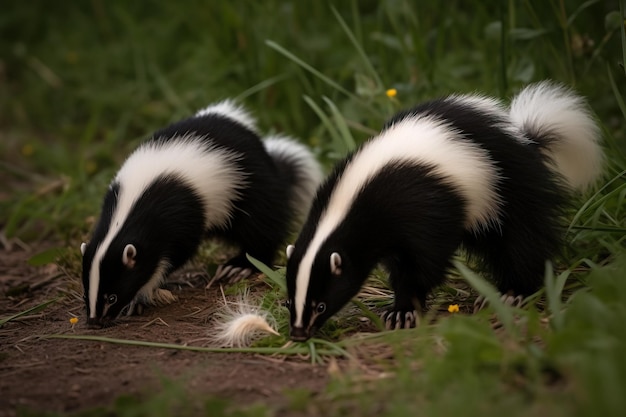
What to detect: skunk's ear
<box><xmin>122</xmin><ymin>244</ymin><xmax>137</xmax><ymax>268</ymax></box>
<box><xmin>286</xmin><ymin>245</ymin><xmax>295</xmax><ymax>259</ymax></box>
<box><xmin>80</xmin><ymin>242</ymin><xmax>87</xmax><ymax>256</ymax></box>
<box><xmin>330</xmin><ymin>252</ymin><xmax>342</xmax><ymax>276</ymax></box>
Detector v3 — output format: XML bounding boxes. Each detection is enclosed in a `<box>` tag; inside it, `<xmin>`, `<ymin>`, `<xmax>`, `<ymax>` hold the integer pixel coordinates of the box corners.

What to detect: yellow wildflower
<box><xmin>21</xmin><ymin>144</ymin><xmax>35</xmax><ymax>157</ymax></box>
<box><xmin>69</xmin><ymin>317</ymin><xmax>79</xmax><ymax>325</ymax></box>
<box><xmin>448</xmin><ymin>304</ymin><xmax>460</xmax><ymax>313</ymax></box>
<box><xmin>386</xmin><ymin>88</ymin><xmax>397</xmax><ymax>98</ymax></box>
<box><xmin>85</xmin><ymin>160</ymin><xmax>98</xmax><ymax>175</ymax></box>
<box><xmin>65</xmin><ymin>51</ymin><xmax>79</xmax><ymax>64</ymax></box>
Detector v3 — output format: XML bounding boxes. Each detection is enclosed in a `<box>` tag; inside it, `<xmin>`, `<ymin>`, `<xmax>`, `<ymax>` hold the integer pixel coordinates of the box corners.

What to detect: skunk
<box><xmin>80</xmin><ymin>101</ymin><xmax>322</xmax><ymax>327</ymax></box>
<box><xmin>284</xmin><ymin>81</ymin><xmax>603</xmax><ymax>341</ymax></box>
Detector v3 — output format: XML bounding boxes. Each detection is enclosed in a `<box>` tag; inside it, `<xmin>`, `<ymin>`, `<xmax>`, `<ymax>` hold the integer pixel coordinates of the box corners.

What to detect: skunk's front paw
<box><xmin>152</xmin><ymin>288</ymin><xmax>178</xmax><ymax>305</ymax></box>
<box><xmin>121</xmin><ymin>288</ymin><xmax>177</xmax><ymax>317</ymax></box>
<box><xmin>381</xmin><ymin>309</ymin><xmax>419</xmax><ymax>330</ymax></box>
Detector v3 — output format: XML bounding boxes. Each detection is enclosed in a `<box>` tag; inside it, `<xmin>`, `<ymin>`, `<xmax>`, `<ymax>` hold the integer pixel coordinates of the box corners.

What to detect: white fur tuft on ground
<box><xmin>209</xmin><ymin>288</ymin><xmax>279</xmax><ymax>348</ymax></box>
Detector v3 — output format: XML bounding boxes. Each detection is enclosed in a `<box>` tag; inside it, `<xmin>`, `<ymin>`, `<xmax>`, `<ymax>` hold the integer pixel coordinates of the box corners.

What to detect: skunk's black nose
<box><xmin>87</xmin><ymin>317</ymin><xmax>116</xmax><ymax>329</ymax></box>
<box><xmin>87</xmin><ymin>317</ymin><xmax>102</xmax><ymax>329</ymax></box>
<box><xmin>289</xmin><ymin>326</ymin><xmax>310</xmax><ymax>342</ymax></box>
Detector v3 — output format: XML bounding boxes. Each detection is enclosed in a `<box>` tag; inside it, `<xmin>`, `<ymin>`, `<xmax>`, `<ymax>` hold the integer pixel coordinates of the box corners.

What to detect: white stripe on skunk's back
<box><xmin>115</xmin><ymin>135</ymin><xmax>247</xmax><ymax>230</ymax></box>
<box><xmin>332</xmin><ymin>116</ymin><xmax>502</xmax><ymax>233</ymax></box>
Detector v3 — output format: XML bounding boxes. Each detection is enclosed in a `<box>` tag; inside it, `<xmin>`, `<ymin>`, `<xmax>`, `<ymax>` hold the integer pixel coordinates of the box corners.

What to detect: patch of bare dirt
<box><xmin>0</xmin><ymin>244</ymin><xmax>329</xmax><ymax>416</ymax></box>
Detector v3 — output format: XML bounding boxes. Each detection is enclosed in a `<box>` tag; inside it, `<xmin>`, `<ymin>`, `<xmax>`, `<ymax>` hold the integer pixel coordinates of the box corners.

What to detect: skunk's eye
<box><xmin>106</xmin><ymin>294</ymin><xmax>117</xmax><ymax>305</ymax></box>
<box><xmin>284</xmin><ymin>299</ymin><xmax>292</xmax><ymax>309</ymax></box>
<box><xmin>316</xmin><ymin>303</ymin><xmax>326</xmax><ymax>314</ymax></box>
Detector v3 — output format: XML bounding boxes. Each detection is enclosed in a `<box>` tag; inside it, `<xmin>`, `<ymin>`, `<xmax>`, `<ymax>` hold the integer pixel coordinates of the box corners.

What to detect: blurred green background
<box><xmin>1</xmin><ymin>2</ymin><xmax>626</xmax><ymax>415</ymax></box>
<box><xmin>2</xmin><ymin>0</ymin><xmax>624</xmax><ymax>243</ymax></box>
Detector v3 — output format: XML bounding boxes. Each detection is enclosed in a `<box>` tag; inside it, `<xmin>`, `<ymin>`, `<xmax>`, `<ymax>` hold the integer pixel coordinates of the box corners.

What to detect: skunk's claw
<box><xmin>381</xmin><ymin>309</ymin><xmax>419</xmax><ymax>330</ymax></box>
<box><xmin>226</xmin><ymin>267</ymin><xmax>254</xmax><ymax>284</ymax></box>
<box><xmin>215</xmin><ymin>264</ymin><xmax>233</xmax><ymax>280</ymax></box>
<box><xmin>473</xmin><ymin>295</ymin><xmax>489</xmax><ymax>314</ymax></box>
<box><xmin>206</xmin><ymin>265</ymin><xmax>255</xmax><ymax>288</ymax></box>
<box><xmin>152</xmin><ymin>288</ymin><xmax>178</xmax><ymax>305</ymax></box>
<box><xmin>473</xmin><ymin>293</ymin><xmax>524</xmax><ymax>314</ymax></box>
<box><xmin>206</xmin><ymin>265</ymin><xmax>232</xmax><ymax>289</ymax></box>
<box><xmin>502</xmin><ymin>293</ymin><xmax>524</xmax><ymax>307</ymax></box>
<box><xmin>124</xmin><ymin>299</ymin><xmax>145</xmax><ymax>316</ymax></box>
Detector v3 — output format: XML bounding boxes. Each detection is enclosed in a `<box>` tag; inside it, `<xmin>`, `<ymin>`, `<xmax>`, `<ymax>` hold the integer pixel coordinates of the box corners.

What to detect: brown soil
<box><xmin>0</xmin><ymin>244</ymin><xmax>329</xmax><ymax>416</ymax></box>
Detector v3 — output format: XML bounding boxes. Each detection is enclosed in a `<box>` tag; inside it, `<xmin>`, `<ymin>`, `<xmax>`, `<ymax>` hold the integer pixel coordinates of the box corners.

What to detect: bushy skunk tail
<box><xmin>263</xmin><ymin>135</ymin><xmax>323</xmax><ymax>221</ymax></box>
<box><xmin>509</xmin><ymin>81</ymin><xmax>604</xmax><ymax>191</ymax></box>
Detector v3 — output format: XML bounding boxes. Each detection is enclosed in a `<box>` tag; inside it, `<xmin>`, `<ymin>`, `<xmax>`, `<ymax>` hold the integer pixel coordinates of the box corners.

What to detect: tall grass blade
<box><xmin>566</xmin><ymin>0</ymin><xmax>601</xmax><ymax>26</ymax></box>
<box><xmin>310</xmin><ymin>337</ymin><xmax>353</xmax><ymax>359</ymax></box>
<box><xmin>619</xmin><ymin>0</ymin><xmax>626</xmax><ymax>76</ymax></box>
<box><xmin>307</xmin><ymin>339</ymin><xmax>320</xmax><ymax>364</ymax></box>
<box><xmin>608</xmin><ymin>65</ymin><xmax>626</xmax><ymax>120</ymax></box>
<box><xmin>322</xmin><ymin>96</ymin><xmax>357</xmax><ymax>153</ymax></box>
<box><xmin>499</xmin><ymin>0</ymin><xmax>508</xmax><ymax>95</ymax></box>
<box><xmin>331</xmin><ymin>5</ymin><xmax>384</xmax><ymax>90</ymax></box>
<box><xmin>0</xmin><ymin>297</ymin><xmax>62</xmax><ymax>327</ymax></box>
<box><xmin>265</xmin><ymin>40</ymin><xmax>354</xmax><ymax>97</ymax></box>
<box><xmin>235</xmin><ymin>74</ymin><xmax>289</xmax><ymax>101</ymax></box>
<box><xmin>544</xmin><ymin>262</ymin><xmax>570</xmax><ymax>331</ymax></box>
<box><xmin>148</xmin><ymin>62</ymin><xmax>190</xmax><ymax>114</ymax></box>
<box><xmin>351</xmin><ymin>299</ymin><xmax>384</xmax><ymax>330</ymax></box>
<box><xmin>568</xmin><ymin>170</ymin><xmax>626</xmax><ymax>233</ymax></box>
<box><xmin>453</xmin><ymin>260</ymin><xmax>515</xmax><ymax>334</ymax></box>
<box><xmin>27</xmin><ymin>247</ymin><xmax>64</xmax><ymax>266</ymax></box>
<box><xmin>246</xmin><ymin>253</ymin><xmax>286</xmax><ymax>293</ymax></box>
<box><xmin>45</xmin><ymin>334</ymin><xmax>346</xmax><ymax>356</ymax></box>
<box><xmin>302</xmin><ymin>95</ymin><xmax>344</xmax><ymax>153</ymax></box>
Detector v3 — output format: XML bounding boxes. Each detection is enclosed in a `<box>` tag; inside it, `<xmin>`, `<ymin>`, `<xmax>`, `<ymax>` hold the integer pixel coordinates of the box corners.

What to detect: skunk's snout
<box><xmin>87</xmin><ymin>317</ymin><xmax>103</xmax><ymax>329</ymax></box>
<box><xmin>87</xmin><ymin>317</ymin><xmax>116</xmax><ymax>329</ymax></box>
<box><xmin>289</xmin><ymin>326</ymin><xmax>311</xmax><ymax>342</ymax></box>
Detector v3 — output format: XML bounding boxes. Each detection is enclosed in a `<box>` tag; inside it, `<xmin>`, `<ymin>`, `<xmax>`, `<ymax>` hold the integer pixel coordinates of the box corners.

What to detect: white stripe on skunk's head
<box><xmin>81</xmin><ymin>238</ymin><xmax>158</xmax><ymax>327</ymax></box>
<box><xmin>195</xmin><ymin>100</ymin><xmax>258</xmax><ymax>134</ymax></box>
<box><xmin>285</xmin><ymin>241</ymin><xmax>361</xmax><ymax>342</ymax></box>
<box><xmin>286</xmin><ymin>242</ymin><xmax>346</xmax><ymax>342</ymax></box>
<box><xmin>82</xmin><ymin>156</ymin><xmax>212</xmax><ymax>327</ymax></box>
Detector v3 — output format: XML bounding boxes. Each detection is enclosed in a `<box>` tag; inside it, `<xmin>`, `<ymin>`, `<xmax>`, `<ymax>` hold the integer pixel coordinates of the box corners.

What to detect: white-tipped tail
<box><xmin>195</xmin><ymin>100</ymin><xmax>258</xmax><ymax>133</ymax></box>
<box><xmin>509</xmin><ymin>81</ymin><xmax>604</xmax><ymax>191</ymax></box>
<box><xmin>263</xmin><ymin>135</ymin><xmax>323</xmax><ymax>220</ymax></box>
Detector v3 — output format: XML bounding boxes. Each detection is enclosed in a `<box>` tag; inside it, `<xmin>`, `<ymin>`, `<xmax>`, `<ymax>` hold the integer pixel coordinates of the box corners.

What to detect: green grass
<box><xmin>3</xmin><ymin>0</ymin><xmax>626</xmax><ymax>416</ymax></box>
